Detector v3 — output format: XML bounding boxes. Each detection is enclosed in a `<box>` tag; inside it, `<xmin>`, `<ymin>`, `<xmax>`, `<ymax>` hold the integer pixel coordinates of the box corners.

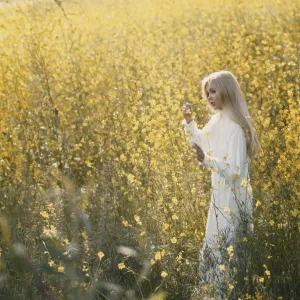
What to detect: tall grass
<box><xmin>0</xmin><ymin>0</ymin><xmax>299</xmax><ymax>299</ymax></box>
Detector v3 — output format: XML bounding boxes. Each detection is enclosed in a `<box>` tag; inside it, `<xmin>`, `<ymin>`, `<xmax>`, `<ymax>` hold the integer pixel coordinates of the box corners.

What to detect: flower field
<box><xmin>0</xmin><ymin>0</ymin><xmax>299</xmax><ymax>299</ymax></box>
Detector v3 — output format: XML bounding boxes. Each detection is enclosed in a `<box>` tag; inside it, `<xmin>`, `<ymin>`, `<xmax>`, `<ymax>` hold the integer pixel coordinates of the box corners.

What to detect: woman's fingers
<box><xmin>192</xmin><ymin>143</ymin><xmax>203</xmax><ymax>154</ymax></box>
<box><xmin>182</xmin><ymin>108</ymin><xmax>192</xmax><ymax>115</ymax></box>
<box><xmin>192</xmin><ymin>143</ymin><xmax>201</xmax><ymax>150</ymax></box>
<box><xmin>182</xmin><ymin>103</ymin><xmax>193</xmax><ymax>114</ymax></box>
<box><xmin>191</xmin><ymin>143</ymin><xmax>204</xmax><ymax>162</ymax></box>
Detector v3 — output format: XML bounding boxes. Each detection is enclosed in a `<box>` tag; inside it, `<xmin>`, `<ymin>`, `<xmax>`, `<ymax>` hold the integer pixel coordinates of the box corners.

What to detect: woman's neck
<box><xmin>219</xmin><ymin>109</ymin><xmax>230</xmax><ymax>118</ymax></box>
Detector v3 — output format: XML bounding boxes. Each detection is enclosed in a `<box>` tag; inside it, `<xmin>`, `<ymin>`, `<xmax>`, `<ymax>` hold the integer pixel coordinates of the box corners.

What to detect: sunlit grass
<box><xmin>0</xmin><ymin>0</ymin><xmax>299</xmax><ymax>298</ymax></box>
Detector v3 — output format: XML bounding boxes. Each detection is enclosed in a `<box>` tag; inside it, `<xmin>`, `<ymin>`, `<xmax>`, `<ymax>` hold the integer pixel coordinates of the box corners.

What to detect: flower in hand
<box><xmin>191</xmin><ymin>143</ymin><xmax>205</xmax><ymax>162</ymax></box>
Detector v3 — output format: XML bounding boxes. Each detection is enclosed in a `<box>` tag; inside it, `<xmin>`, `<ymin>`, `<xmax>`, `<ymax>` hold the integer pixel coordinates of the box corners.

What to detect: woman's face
<box><xmin>205</xmin><ymin>80</ymin><xmax>223</xmax><ymax>110</ymax></box>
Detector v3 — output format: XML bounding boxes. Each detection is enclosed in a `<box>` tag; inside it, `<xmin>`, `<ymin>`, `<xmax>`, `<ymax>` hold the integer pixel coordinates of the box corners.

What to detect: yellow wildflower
<box><xmin>57</xmin><ymin>266</ymin><xmax>65</xmax><ymax>273</ymax></box>
<box><xmin>118</xmin><ymin>263</ymin><xmax>125</xmax><ymax>270</ymax></box>
<box><xmin>224</xmin><ymin>205</ymin><xmax>231</xmax><ymax>214</ymax></box>
<box><xmin>171</xmin><ymin>237</ymin><xmax>177</xmax><ymax>244</ymax></box>
<box><xmin>97</xmin><ymin>251</ymin><xmax>105</xmax><ymax>260</ymax></box>
<box><xmin>241</xmin><ymin>177</ymin><xmax>248</xmax><ymax>188</ymax></box>
<box><xmin>155</xmin><ymin>252</ymin><xmax>162</xmax><ymax>260</ymax></box>
<box><xmin>134</xmin><ymin>215</ymin><xmax>142</xmax><ymax>225</ymax></box>
<box><xmin>172</xmin><ymin>214</ymin><xmax>179</xmax><ymax>220</ymax></box>
<box><xmin>161</xmin><ymin>271</ymin><xmax>168</xmax><ymax>278</ymax></box>
<box><xmin>255</xmin><ymin>200</ymin><xmax>262</xmax><ymax>207</ymax></box>
<box><xmin>163</xmin><ymin>223</ymin><xmax>170</xmax><ymax>230</ymax></box>
<box><xmin>48</xmin><ymin>260</ymin><xmax>55</xmax><ymax>267</ymax></box>
<box><xmin>218</xmin><ymin>264</ymin><xmax>225</xmax><ymax>271</ymax></box>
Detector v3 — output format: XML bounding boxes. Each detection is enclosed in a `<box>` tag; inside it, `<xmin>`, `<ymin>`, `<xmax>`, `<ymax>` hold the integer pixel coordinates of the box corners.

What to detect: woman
<box><xmin>182</xmin><ymin>70</ymin><xmax>260</xmax><ymax>296</ymax></box>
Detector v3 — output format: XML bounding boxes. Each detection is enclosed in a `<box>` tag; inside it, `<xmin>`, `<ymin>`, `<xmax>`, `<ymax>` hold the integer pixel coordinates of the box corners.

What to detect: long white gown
<box><xmin>182</xmin><ymin>110</ymin><xmax>254</xmax><ymax>292</ymax></box>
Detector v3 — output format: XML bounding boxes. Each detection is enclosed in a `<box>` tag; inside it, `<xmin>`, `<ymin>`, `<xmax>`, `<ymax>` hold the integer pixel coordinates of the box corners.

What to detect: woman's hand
<box><xmin>192</xmin><ymin>143</ymin><xmax>205</xmax><ymax>162</ymax></box>
<box><xmin>182</xmin><ymin>102</ymin><xmax>193</xmax><ymax>123</ymax></box>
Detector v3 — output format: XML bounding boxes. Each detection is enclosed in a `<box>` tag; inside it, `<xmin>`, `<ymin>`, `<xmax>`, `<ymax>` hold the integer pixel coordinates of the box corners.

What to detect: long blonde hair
<box><xmin>201</xmin><ymin>70</ymin><xmax>260</xmax><ymax>159</ymax></box>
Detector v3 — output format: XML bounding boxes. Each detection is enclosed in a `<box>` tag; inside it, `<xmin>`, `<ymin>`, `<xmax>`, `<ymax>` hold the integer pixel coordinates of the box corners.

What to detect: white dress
<box><xmin>182</xmin><ymin>110</ymin><xmax>253</xmax><ymax>289</ymax></box>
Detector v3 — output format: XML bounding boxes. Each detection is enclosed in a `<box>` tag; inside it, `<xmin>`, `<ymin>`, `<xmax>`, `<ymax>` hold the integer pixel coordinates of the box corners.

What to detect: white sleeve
<box><xmin>199</xmin><ymin>125</ymin><xmax>247</xmax><ymax>184</ymax></box>
<box><xmin>181</xmin><ymin>119</ymin><xmax>203</xmax><ymax>147</ymax></box>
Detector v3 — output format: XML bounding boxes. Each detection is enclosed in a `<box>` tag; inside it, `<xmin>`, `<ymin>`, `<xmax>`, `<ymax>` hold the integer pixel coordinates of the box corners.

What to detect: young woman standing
<box><xmin>182</xmin><ymin>70</ymin><xmax>260</xmax><ymax>297</ymax></box>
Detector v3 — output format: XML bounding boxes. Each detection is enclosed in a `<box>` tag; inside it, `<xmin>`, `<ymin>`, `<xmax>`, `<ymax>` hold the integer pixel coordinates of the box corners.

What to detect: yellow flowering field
<box><xmin>0</xmin><ymin>0</ymin><xmax>299</xmax><ymax>298</ymax></box>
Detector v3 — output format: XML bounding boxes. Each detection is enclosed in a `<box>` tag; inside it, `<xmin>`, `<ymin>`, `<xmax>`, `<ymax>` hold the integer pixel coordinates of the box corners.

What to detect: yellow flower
<box><xmin>259</xmin><ymin>277</ymin><xmax>264</xmax><ymax>283</ymax></box>
<box><xmin>290</xmin><ymin>209</ymin><xmax>298</xmax><ymax>217</ymax></box>
<box><xmin>233</xmin><ymin>173</ymin><xmax>239</xmax><ymax>180</ymax></box>
<box><xmin>48</xmin><ymin>260</ymin><xmax>55</xmax><ymax>267</ymax></box>
<box><xmin>120</xmin><ymin>154</ymin><xmax>127</xmax><ymax>162</ymax></box>
<box><xmin>57</xmin><ymin>266</ymin><xmax>65</xmax><ymax>273</ymax></box>
<box><xmin>176</xmin><ymin>252</ymin><xmax>183</xmax><ymax>262</ymax></box>
<box><xmin>40</xmin><ymin>211</ymin><xmax>49</xmax><ymax>219</ymax></box>
<box><xmin>171</xmin><ymin>237</ymin><xmax>177</xmax><ymax>244</ymax></box>
<box><xmin>224</xmin><ymin>205</ymin><xmax>231</xmax><ymax>214</ymax></box>
<box><xmin>227</xmin><ymin>245</ymin><xmax>234</xmax><ymax>259</ymax></box>
<box><xmin>218</xmin><ymin>264</ymin><xmax>225</xmax><ymax>271</ymax></box>
<box><xmin>81</xmin><ymin>231</ymin><xmax>88</xmax><ymax>239</ymax></box>
<box><xmin>228</xmin><ymin>284</ymin><xmax>234</xmax><ymax>291</ymax></box>
<box><xmin>122</xmin><ymin>220</ymin><xmax>129</xmax><ymax>227</ymax></box>
<box><xmin>255</xmin><ymin>200</ymin><xmax>262</xmax><ymax>207</ymax></box>
<box><xmin>134</xmin><ymin>215</ymin><xmax>142</xmax><ymax>225</ymax></box>
<box><xmin>269</xmin><ymin>220</ymin><xmax>275</xmax><ymax>226</ymax></box>
<box><xmin>161</xmin><ymin>271</ymin><xmax>168</xmax><ymax>278</ymax></box>
<box><xmin>171</xmin><ymin>197</ymin><xmax>178</xmax><ymax>204</ymax></box>
<box><xmin>265</xmin><ymin>270</ymin><xmax>271</xmax><ymax>276</ymax></box>
<box><xmin>97</xmin><ymin>251</ymin><xmax>105</xmax><ymax>260</ymax></box>
<box><xmin>163</xmin><ymin>223</ymin><xmax>170</xmax><ymax>230</ymax></box>
<box><xmin>241</xmin><ymin>177</ymin><xmax>248</xmax><ymax>188</ymax></box>
<box><xmin>118</xmin><ymin>263</ymin><xmax>125</xmax><ymax>270</ymax></box>
<box><xmin>155</xmin><ymin>252</ymin><xmax>162</xmax><ymax>260</ymax></box>
<box><xmin>172</xmin><ymin>214</ymin><xmax>179</xmax><ymax>220</ymax></box>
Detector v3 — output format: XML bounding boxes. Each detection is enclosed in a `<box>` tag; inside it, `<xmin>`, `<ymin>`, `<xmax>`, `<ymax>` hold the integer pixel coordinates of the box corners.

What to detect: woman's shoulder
<box><xmin>229</xmin><ymin>121</ymin><xmax>246</xmax><ymax>140</ymax></box>
<box><xmin>205</xmin><ymin>113</ymin><xmax>221</xmax><ymax>127</ymax></box>
<box><xmin>209</xmin><ymin>113</ymin><xmax>220</xmax><ymax>122</ymax></box>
